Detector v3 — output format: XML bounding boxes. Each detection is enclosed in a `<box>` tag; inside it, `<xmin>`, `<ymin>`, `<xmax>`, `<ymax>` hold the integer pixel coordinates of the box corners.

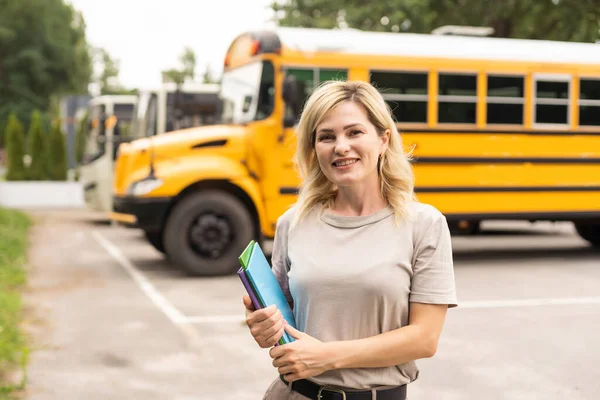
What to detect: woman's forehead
<box><xmin>316</xmin><ymin>101</ymin><xmax>370</xmax><ymax>130</ymax></box>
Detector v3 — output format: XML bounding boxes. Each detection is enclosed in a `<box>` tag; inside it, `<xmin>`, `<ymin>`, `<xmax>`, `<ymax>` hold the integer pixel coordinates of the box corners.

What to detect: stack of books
<box><xmin>237</xmin><ymin>240</ymin><xmax>297</xmax><ymax>345</ymax></box>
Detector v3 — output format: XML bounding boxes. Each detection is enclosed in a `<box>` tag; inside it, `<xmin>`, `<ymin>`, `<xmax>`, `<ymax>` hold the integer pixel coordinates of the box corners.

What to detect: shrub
<box><xmin>27</xmin><ymin>110</ymin><xmax>48</xmax><ymax>180</ymax></box>
<box><xmin>4</xmin><ymin>114</ymin><xmax>27</xmax><ymax>181</ymax></box>
<box><xmin>47</xmin><ymin>122</ymin><xmax>67</xmax><ymax>181</ymax></box>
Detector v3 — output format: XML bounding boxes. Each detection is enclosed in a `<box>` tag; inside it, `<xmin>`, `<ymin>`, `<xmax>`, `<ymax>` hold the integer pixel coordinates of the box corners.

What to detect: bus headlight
<box><xmin>127</xmin><ymin>178</ymin><xmax>164</xmax><ymax>196</ymax></box>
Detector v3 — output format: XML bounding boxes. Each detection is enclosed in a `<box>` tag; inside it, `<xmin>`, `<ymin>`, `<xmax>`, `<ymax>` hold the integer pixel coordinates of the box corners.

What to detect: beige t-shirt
<box><xmin>271</xmin><ymin>200</ymin><xmax>458</xmax><ymax>390</ymax></box>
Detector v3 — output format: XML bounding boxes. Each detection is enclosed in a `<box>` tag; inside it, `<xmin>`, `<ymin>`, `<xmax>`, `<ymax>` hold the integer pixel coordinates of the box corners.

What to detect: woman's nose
<box><xmin>334</xmin><ymin>139</ymin><xmax>350</xmax><ymax>155</ymax></box>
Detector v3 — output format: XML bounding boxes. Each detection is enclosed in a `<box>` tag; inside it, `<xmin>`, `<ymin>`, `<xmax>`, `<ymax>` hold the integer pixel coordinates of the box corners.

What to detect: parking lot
<box><xmin>22</xmin><ymin>209</ymin><xmax>600</xmax><ymax>400</ymax></box>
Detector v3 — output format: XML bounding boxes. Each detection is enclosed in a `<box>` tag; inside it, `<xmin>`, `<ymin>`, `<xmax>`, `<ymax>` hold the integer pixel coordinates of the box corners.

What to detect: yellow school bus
<box><xmin>111</xmin><ymin>27</ymin><xmax>600</xmax><ymax>276</ymax></box>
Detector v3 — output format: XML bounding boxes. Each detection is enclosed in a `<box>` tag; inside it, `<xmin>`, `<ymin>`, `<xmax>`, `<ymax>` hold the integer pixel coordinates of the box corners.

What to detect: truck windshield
<box><xmin>220</xmin><ymin>60</ymin><xmax>274</xmax><ymax>124</ymax></box>
<box><xmin>82</xmin><ymin>104</ymin><xmax>106</xmax><ymax>165</ymax></box>
<box><xmin>130</xmin><ymin>91</ymin><xmax>158</xmax><ymax>139</ymax></box>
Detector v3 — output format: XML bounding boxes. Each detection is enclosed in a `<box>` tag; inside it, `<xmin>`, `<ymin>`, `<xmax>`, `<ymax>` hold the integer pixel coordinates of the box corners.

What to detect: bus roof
<box><xmin>89</xmin><ymin>95</ymin><xmax>137</xmax><ymax>107</ymax></box>
<box><xmin>140</xmin><ymin>82</ymin><xmax>220</xmax><ymax>93</ymax></box>
<box><xmin>258</xmin><ymin>27</ymin><xmax>600</xmax><ymax>66</ymax></box>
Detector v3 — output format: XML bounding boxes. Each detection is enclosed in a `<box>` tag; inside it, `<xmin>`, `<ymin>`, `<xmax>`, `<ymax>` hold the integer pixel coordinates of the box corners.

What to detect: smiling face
<box><xmin>314</xmin><ymin>101</ymin><xmax>389</xmax><ymax>188</ymax></box>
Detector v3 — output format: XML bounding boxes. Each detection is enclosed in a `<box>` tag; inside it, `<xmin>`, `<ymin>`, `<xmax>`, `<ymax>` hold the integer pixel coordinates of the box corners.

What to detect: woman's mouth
<box><xmin>332</xmin><ymin>159</ymin><xmax>359</xmax><ymax>168</ymax></box>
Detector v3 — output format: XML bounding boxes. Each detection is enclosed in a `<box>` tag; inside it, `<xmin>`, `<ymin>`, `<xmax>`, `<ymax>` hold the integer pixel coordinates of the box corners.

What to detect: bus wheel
<box><xmin>163</xmin><ymin>190</ymin><xmax>254</xmax><ymax>276</ymax></box>
<box><xmin>574</xmin><ymin>223</ymin><xmax>600</xmax><ymax>248</ymax></box>
<box><xmin>144</xmin><ymin>231</ymin><xmax>166</xmax><ymax>254</ymax></box>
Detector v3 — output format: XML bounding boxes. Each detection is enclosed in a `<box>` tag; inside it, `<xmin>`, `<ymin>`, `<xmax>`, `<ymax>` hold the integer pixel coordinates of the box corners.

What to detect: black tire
<box><xmin>144</xmin><ymin>231</ymin><xmax>166</xmax><ymax>254</ymax></box>
<box><xmin>574</xmin><ymin>223</ymin><xmax>600</xmax><ymax>247</ymax></box>
<box><xmin>163</xmin><ymin>190</ymin><xmax>254</xmax><ymax>276</ymax></box>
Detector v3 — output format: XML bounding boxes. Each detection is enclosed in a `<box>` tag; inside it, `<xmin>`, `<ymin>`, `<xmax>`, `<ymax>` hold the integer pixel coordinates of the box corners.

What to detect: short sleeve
<box><xmin>271</xmin><ymin>209</ymin><xmax>294</xmax><ymax>307</ymax></box>
<box><xmin>409</xmin><ymin>206</ymin><xmax>458</xmax><ymax>308</ymax></box>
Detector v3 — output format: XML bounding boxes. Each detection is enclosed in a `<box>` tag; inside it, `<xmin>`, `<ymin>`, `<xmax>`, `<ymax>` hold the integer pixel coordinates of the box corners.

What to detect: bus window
<box><xmin>284</xmin><ymin>68</ymin><xmax>348</xmax><ymax>122</ymax></box>
<box><xmin>370</xmin><ymin>71</ymin><xmax>428</xmax><ymax>123</ymax></box>
<box><xmin>534</xmin><ymin>78</ymin><xmax>570</xmax><ymax>125</ymax></box>
<box><xmin>438</xmin><ymin>73</ymin><xmax>477</xmax><ymax>124</ymax></box>
<box><xmin>486</xmin><ymin>75</ymin><xmax>525</xmax><ymax>125</ymax></box>
<box><xmin>579</xmin><ymin>78</ymin><xmax>600</xmax><ymax>126</ymax></box>
<box><xmin>284</xmin><ymin>68</ymin><xmax>314</xmax><ymax>122</ymax></box>
<box><xmin>319</xmin><ymin>69</ymin><xmax>347</xmax><ymax>83</ymax></box>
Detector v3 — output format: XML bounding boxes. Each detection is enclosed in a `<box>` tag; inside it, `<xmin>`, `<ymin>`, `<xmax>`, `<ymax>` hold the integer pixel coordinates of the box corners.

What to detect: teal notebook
<box><xmin>239</xmin><ymin>241</ymin><xmax>296</xmax><ymax>345</ymax></box>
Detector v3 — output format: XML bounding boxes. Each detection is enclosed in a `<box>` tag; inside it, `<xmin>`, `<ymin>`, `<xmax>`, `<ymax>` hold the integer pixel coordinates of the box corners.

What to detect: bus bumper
<box><xmin>111</xmin><ymin>196</ymin><xmax>171</xmax><ymax>231</ymax></box>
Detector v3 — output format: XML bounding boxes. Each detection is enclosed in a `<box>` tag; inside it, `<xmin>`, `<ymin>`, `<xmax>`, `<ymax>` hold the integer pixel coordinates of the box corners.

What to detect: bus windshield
<box><xmin>220</xmin><ymin>60</ymin><xmax>274</xmax><ymax>124</ymax></box>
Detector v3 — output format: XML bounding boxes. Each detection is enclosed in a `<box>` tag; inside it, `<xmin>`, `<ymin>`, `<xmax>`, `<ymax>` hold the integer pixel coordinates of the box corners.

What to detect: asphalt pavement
<box><xmin>20</xmin><ymin>209</ymin><xmax>600</xmax><ymax>400</ymax></box>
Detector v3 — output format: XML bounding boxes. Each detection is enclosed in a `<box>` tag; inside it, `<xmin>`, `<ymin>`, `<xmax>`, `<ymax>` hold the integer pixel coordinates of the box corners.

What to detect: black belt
<box><xmin>280</xmin><ymin>375</ymin><xmax>407</xmax><ymax>400</ymax></box>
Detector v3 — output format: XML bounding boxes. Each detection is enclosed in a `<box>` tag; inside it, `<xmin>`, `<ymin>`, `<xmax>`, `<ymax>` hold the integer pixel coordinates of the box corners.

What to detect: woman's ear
<box><xmin>380</xmin><ymin>129</ymin><xmax>391</xmax><ymax>153</ymax></box>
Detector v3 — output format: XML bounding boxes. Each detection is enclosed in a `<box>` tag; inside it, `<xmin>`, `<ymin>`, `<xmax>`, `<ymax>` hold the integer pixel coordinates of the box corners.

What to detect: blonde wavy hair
<box><xmin>291</xmin><ymin>80</ymin><xmax>416</xmax><ymax>227</ymax></box>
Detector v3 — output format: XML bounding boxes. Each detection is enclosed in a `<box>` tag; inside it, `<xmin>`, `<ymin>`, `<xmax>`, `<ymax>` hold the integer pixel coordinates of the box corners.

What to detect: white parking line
<box><xmin>92</xmin><ymin>230</ymin><xmax>201</xmax><ymax>343</ymax></box>
<box><xmin>182</xmin><ymin>315</ymin><xmax>245</xmax><ymax>324</ymax></box>
<box><xmin>181</xmin><ymin>296</ymin><xmax>600</xmax><ymax>324</ymax></box>
<box><xmin>92</xmin><ymin>230</ymin><xmax>599</xmax><ymax>331</ymax></box>
<box><xmin>459</xmin><ymin>296</ymin><xmax>600</xmax><ymax>309</ymax></box>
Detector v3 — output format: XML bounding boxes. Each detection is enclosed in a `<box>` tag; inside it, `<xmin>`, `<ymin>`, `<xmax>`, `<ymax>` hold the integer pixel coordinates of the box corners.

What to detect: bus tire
<box><xmin>144</xmin><ymin>231</ymin><xmax>166</xmax><ymax>254</ymax></box>
<box><xmin>163</xmin><ymin>190</ymin><xmax>254</xmax><ymax>276</ymax></box>
<box><xmin>574</xmin><ymin>222</ymin><xmax>600</xmax><ymax>248</ymax></box>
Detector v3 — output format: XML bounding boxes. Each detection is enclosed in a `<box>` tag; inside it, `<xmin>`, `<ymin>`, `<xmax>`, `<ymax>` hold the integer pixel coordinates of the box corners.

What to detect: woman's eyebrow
<box><xmin>316</xmin><ymin>123</ymin><xmax>364</xmax><ymax>134</ymax></box>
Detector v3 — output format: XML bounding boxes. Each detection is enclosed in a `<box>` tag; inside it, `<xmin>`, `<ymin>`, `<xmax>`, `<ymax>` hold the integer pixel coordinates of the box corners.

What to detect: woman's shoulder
<box><xmin>407</xmin><ymin>200</ymin><xmax>447</xmax><ymax>227</ymax></box>
<box><xmin>277</xmin><ymin>205</ymin><xmax>297</xmax><ymax>228</ymax></box>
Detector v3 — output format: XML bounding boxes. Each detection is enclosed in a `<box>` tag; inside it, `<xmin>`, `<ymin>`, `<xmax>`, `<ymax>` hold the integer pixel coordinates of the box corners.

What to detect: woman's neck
<box><xmin>331</xmin><ymin>182</ymin><xmax>387</xmax><ymax>217</ymax></box>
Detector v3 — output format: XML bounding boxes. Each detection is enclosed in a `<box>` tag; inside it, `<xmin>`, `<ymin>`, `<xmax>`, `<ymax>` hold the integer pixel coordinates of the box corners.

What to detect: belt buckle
<box><xmin>317</xmin><ymin>386</ymin><xmax>346</xmax><ymax>400</ymax></box>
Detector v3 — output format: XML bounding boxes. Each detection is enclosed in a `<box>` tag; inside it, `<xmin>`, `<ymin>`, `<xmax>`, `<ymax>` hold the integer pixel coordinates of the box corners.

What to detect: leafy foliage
<box><xmin>270</xmin><ymin>0</ymin><xmax>600</xmax><ymax>42</ymax></box>
<box><xmin>0</xmin><ymin>0</ymin><xmax>92</xmax><ymax>146</ymax></box>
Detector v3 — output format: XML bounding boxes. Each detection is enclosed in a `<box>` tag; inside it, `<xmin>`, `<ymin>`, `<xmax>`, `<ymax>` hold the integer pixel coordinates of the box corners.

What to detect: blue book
<box><xmin>239</xmin><ymin>241</ymin><xmax>296</xmax><ymax>345</ymax></box>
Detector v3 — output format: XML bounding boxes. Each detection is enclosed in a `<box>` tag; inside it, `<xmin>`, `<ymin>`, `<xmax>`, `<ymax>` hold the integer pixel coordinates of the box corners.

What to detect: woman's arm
<box><xmin>330</xmin><ymin>303</ymin><xmax>448</xmax><ymax>369</ymax></box>
<box><xmin>271</xmin><ymin>302</ymin><xmax>449</xmax><ymax>382</ymax></box>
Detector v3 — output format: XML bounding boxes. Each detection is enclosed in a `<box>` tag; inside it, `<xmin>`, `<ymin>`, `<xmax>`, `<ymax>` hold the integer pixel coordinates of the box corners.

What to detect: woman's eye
<box><xmin>350</xmin><ymin>130</ymin><xmax>363</xmax><ymax>136</ymax></box>
<box><xmin>318</xmin><ymin>135</ymin><xmax>333</xmax><ymax>141</ymax></box>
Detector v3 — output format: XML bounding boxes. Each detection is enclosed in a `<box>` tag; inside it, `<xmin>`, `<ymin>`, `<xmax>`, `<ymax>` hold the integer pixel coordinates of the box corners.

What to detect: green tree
<box><xmin>92</xmin><ymin>47</ymin><xmax>135</xmax><ymax>95</ymax></box>
<box><xmin>163</xmin><ymin>47</ymin><xmax>197</xmax><ymax>86</ymax></box>
<box><xmin>181</xmin><ymin>47</ymin><xmax>196</xmax><ymax>81</ymax></box>
<box><xmin>270</xmin><ymin>0</ymin><xmax>600</xmax><ymax>42</ymax></box>
<box><xmin>0</xmin><ymin>0</ymin><xmax>92</xmax><ymax>147</ymax></box>
<box><xmin>27</xmin><ymin>110</ymin><xmax>48</xmax><ymax>180</ymax></box>
<box><xmin>4</xmin><ymin>113</ymin><xmax>27</xmax><ymax>181</ymax></box>
<box><xmin>202</xmin><ymin>63</ymin><xmax>218</xmax><ymax>84</ymax></box>
<box><xmin>47</xmin><ymin>121</ymin><xmax>67</xmax><ymax>181</ymax></box>
<box><xmin>162</xmin><ymin>47</ymin><xmax>198</xmax><ymax>130</ymax></box>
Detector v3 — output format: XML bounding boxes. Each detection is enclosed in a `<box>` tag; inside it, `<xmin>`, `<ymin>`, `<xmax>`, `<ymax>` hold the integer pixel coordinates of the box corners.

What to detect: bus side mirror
<box><xmin>283</xmin><ymin>75</ymin><xmax>303</xmax><ymax>128</ymax></box>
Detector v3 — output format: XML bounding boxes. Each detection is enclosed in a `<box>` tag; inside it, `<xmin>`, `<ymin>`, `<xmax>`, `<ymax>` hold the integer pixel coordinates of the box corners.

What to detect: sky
<box><xmin>67</xmin><ymin>0</ymin><xmax>279</xmax><ymax>90</ymax></box>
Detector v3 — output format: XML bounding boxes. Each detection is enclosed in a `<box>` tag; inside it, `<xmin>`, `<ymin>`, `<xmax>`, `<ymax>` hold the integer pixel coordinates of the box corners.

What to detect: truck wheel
<box><xmin>163</xmin><ymin>190</ymin><xmax>254</xmax><ymax>276</ymax></box>
<box><xmin>144</xmin><ymin>231</ymin><xmax>166</xmax><ymax>254</ymax></box>
<box><xmin>574</xmin><ymin>223</ymin><xmax>600</xmax><ymax>247</ymax></box>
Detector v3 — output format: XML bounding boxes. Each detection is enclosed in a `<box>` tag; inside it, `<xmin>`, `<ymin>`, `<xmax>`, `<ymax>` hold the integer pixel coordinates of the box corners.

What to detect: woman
<box><xmin>243</xmin><ymin>80</ymin><xmax>458</xmax><ymax>400</ymax></box>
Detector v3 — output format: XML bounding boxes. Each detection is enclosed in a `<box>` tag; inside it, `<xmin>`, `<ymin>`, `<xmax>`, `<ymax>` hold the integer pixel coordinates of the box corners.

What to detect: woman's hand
<box><xmin>269</xmin><ymin>323</ymin><xmax>336</xmax><ymax>382</ymax></box>
<box><xmin>243</xmin><ymin>295</ymin><xmax>285</xmax><ymax>348</ymax></box>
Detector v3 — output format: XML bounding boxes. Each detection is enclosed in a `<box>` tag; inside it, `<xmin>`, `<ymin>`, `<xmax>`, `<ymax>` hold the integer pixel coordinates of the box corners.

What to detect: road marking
<box><xmin>182</xmin><ymin>315</ymin><xmax>245</xmax><ymax>324</ymax></box>
<box><xmin>459</xmin><ymin>296</ymin><xmax>600</xmax><ymax>309</ymax></box>
<box><xmin>178</xmin><ymin>296</ymin><xmax>600</xmax><ymax>325</ymax></box>
<box><xmin>92</xmin><ymin>230</ymin><xmax>201</xmax><ymax>343</ymax></box>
